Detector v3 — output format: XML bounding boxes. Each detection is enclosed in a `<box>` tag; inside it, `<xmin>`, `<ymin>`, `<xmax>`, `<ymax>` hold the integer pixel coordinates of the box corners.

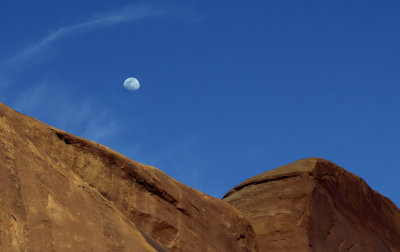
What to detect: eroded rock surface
<box><xmin>223</xmin><ymin>158</ymin><xmax>400</xmax><ymax>251</ymax></box>
<box><xmin>2</xmin><ymin>100</ymin><xmax>399</xmax><ymax>252</ymax></box>
<box><xmin>0</xmin><ymin>102</ymin><xmax>257</xmax><ymax>252</ymax></box>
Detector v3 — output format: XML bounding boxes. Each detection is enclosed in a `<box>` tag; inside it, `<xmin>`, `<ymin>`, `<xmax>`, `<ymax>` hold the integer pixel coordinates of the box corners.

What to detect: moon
<box><xmin>123</xmin><ymin>77</ymin><xmax>140</xmax><ymax>91</ymax></box>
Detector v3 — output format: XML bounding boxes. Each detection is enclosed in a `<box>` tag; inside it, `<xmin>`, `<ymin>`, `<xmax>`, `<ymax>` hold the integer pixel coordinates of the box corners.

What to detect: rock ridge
<box><xmin>0</xmin><ymin>102</ymin><xmax>258</xmax><ymax>251</ymax></box>
<box><xmin>1</xmin><ymin>101</ymin><xmax>399</xmax><ymax>251</ymax></box>
<box><xmin>223</xmin><ymin>158</ymin><xmax>400</xmax><ymax>251</ymax></box>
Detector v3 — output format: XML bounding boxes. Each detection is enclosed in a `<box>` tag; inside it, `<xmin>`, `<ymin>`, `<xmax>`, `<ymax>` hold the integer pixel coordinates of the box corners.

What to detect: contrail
<box><xmin>4</xmin><ymin>5</ymin><xmax>165</xmax><ymax>66</ymax></box>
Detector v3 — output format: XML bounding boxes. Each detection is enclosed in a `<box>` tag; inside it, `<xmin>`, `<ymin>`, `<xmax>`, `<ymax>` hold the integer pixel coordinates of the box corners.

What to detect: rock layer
<box><xmin>223</xmin><ymin>158</ymin><xmax>400</xmax><ymax>251</ymax></box>
<box><xmin>0</xmin><ymin>102</ymin><xmax>257</xmax><ymax>252</ymax></box>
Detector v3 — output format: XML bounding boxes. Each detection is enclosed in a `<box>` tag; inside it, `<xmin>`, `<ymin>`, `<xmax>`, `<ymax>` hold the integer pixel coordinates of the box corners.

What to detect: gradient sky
<box><xmin>1</xmin><ymin>1</ymin><xmax>399</xmax><ymax>206</ymax></box>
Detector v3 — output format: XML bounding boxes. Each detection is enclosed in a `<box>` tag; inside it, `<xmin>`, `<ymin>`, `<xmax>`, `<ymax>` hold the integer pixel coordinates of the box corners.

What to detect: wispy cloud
<box><xmin>4</xmin><ymin>5</ymin><xmax>165</xmax><ymax>66</ymax></box>
<box><xmin>10</xmin><ymin>82</ymin><xmax>122</xmax><ymax>144</ymax></box>
<box><xmin>0</xmin><ymin>4</ymin><xmax>166</xmax><ymax>143</ymax></box>
<box><xmin>0</xmin><ymin>74</ymin><xmax>10</xmax><ymax>94</ymax></box>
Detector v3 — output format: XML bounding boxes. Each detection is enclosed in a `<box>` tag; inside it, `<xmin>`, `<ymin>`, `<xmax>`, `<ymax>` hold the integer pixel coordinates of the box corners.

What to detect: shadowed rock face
<box><xmin>0</xmin><ymin>102</ymin><xmax>258</xmax><ymax>252</ymax></box>
<box><xmin>223</xmin><ymin>158</ymin><xmax>400</xmax><ymax>252</ymax></box>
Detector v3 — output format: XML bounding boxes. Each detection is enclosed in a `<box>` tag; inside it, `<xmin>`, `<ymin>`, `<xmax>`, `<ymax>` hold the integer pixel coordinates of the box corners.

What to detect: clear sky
<box><xmin>1</xmin><ymin>1</ymin><xmax>399</xmax><ymax>206</ymax></box>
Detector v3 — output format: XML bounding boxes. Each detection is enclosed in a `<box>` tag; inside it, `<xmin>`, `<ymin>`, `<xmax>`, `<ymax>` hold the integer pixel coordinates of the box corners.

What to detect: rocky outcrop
<box><xmin>0</xmin><ymin>102</ymin><xmax>257</xmax><ymax>252</ymax></box>
<box><xmin>2</xmin><ymin>100</ymin><xmax>400</xmax><ymax>252</ymax></box>
<box><xmin>223</xmin><ymin>158</ymin><xmax>400</xmax><ymax>251</ymax></box>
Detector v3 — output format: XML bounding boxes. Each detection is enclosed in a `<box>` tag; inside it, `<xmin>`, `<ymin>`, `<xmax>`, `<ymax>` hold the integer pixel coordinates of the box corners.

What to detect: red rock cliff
<box><xmin>0</xmin><ymin>102</ymin><xmax>257</xmax><ymax>252</ymax></box>
<box><xmin>2</xmin><ymin>101</ymin><xmax>399</xmax><ymax>252</ymax></box>
<box><xmin>223</xmin><ymin>158</ymin><xmax>400</xmax><ymax>251</ymax></box>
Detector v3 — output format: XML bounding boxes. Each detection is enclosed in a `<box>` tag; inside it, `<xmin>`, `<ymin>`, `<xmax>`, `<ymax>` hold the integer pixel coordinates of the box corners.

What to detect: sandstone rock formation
<box><xmin>223</xmin><ymin>158</ymin><xmax>400</xmax><ymax>251</ymax></box>
<box><xmin>0</xmin><ymin>102</ymin><xmax>257</xmax><ymax>252</ymax></box>
<box><xmin>2</xmin><ymin>100</ymin><xmax>400</xmax><ymax>252</ymax></box>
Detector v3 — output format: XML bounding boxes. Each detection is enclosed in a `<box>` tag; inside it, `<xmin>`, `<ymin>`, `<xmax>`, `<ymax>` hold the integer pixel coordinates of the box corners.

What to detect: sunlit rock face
<box><xmin>2</xmin><ymin>100</ymin><xmax>400</xmax><ymax>252</ymax></box>
<box><xmin>223</xmin><ymin>158</ymin><xmax>400</xmax><ymax>252</ymax></box>
<box><xmin>0</xmin><ymin>102</ymin><xmax>257</xmax><ymax>252</ymax></box>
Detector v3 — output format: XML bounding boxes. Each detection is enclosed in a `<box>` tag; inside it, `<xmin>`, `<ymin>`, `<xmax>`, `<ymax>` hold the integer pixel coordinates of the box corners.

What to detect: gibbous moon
<box><xmin>123</xmin><ymin>77</ymin><xmax>140</xmax><ymax>91</ymax></box>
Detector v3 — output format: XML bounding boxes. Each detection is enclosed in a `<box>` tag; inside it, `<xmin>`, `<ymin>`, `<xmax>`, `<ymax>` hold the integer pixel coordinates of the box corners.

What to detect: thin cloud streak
<box><xmin>0</xmin><ymin>74</ymin><xmax>10</xmax><ymax>94</ymax></box>
<box><xmin>4</xmin><ymin>5</ymin><xmax>165</xmax><ymax>66</ymax></box>
<box><xmin>9</xmin><ymin>82</ymin><xmax>122</xmax><ymax>144</ymax></box>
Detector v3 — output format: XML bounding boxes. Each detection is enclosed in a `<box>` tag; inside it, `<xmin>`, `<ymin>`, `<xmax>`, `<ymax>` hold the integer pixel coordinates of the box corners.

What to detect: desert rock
<box><xmin>223</xmin><ymin>158</ymin><xmax>400</xmax><ymax>251</ymax></box>
<box><xmin>0</xmin><ymin>102</ymin><xmax>257</xmax><ymax>252</ymax></box>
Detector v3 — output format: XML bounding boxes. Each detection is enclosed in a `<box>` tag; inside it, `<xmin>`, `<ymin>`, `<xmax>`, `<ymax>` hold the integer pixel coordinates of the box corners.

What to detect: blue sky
<box><xmin>1</xmin><ymin>1</ymin><xmax>399</xmax><ymax>206</ymax></box>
